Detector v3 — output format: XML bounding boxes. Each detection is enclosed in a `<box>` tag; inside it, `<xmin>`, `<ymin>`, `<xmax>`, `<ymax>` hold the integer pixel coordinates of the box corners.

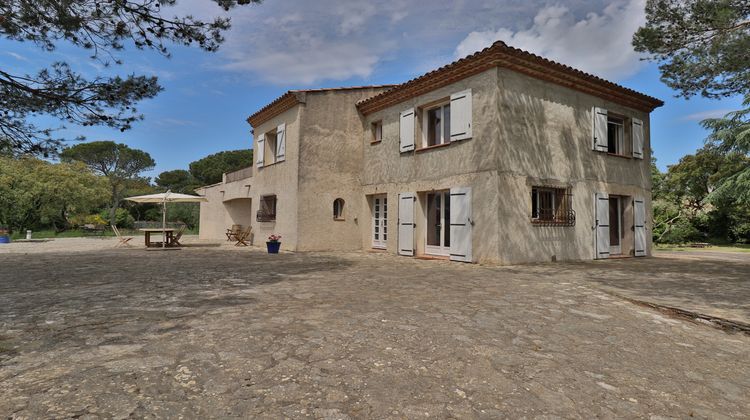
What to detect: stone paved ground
<box><xmin>573</xmin><ymin>251</ymin><xmax>750</xmax><ymax>326</ymax></box>
<box><xmin>1</xmin><ymin>243</ymin><xmax>749</xmax><ymax>418</ymax></box>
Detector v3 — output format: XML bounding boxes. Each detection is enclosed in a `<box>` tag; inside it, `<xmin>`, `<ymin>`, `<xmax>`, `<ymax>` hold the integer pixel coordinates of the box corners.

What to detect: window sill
<box><xmin>370</xmin><ymin>140</ymin><xmax>382</xmax><ymax>145</ymax></box>
<box><xmin>415</xmin><ymin>142</ymin><xmax>451</xmax><ymax>153</ymax></box>
<box><xmin>260</xmin><ymin>160</ymin><xmax>284</xmax><ymax>168</ymax></box>
<box><xmin>606</xmin><ymin>153</ymin><xmax>632</xmax><ymax>159</ymax></box>
<box><xmin>531</xmin><ymin>219</ymin><xmax>575</xmax><ymax>227</ymax></box>
<box><xmin>333</xmin><ymin>218</ymin><xmax>345</xmax><ymax>221</ymax></box>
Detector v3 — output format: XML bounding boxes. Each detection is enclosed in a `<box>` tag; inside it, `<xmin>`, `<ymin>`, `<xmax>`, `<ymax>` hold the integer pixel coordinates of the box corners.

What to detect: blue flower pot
<box><xmin>0</xmin><ymin>235</ymin><xmax>10</xmax><ymax>244</ymax></box>
<box><xmin>266</xmin><ymin>241</ymin><xmax>281</xmax><ymax>254</ymax></box>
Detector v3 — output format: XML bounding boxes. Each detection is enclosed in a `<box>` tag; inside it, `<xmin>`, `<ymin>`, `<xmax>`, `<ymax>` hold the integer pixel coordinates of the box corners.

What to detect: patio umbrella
<box><xmin>124</xmin><ymin>190</ymin><xmax>207</xmax><ymax>248</ymax></box>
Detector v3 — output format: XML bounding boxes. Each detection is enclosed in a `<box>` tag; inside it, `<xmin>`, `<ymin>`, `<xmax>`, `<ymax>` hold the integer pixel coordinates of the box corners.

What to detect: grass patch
<box><xmin>9</xmin><ymin>228</ymin><xmax>199</xmax><ymax>240</ymax></box>
<box><xmin>655</xmin><ymin>244</ymin><xmax>750</xmax><ymax>253</ymax></box>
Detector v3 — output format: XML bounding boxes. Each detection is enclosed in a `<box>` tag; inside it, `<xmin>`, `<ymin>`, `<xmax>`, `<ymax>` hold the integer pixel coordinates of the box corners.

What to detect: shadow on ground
<box><xmin>554</xmin><ymin>253</ymin><xmax>750</xmax><ymax>326</ymax></box>
<box><xmin>1</xmin><ymin>249</ymin><xmax>748</xmax><ymax>418</ymax></box>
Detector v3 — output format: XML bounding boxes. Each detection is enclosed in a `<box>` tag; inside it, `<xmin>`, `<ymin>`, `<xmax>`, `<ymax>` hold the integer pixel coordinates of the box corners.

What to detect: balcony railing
<box><xmin>531</xmin><ymin>209</ymin><xmax>576</xmax><ymax>227</ymax></box>
<box><xmin>225</xmin><ymin>166</ymin><xmax>253</xmax><ymax>183</ymax></box>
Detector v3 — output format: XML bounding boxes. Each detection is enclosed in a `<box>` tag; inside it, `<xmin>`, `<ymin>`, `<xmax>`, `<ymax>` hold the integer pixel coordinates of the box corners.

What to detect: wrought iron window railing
<box><xmin>256</xmin><ymin>210</ymin><xmax>276</xmax><ymax>222</ymax></box>
<box><xmin>531</xmin><ymin>208</ymin><xmax>576</xmax><ymax>226</ymax></box>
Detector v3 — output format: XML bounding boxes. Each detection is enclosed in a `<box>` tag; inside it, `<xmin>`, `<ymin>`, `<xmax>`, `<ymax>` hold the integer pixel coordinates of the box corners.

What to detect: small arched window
<box><xmin>333</xmin><ymin>198</ymin><xmax>345</xmax><ymax>220</ymax></box>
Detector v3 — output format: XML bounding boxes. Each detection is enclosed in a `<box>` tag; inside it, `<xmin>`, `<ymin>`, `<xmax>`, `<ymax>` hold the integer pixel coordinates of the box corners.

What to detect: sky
<box><xmin>1</xmin><ymin>0</ymin><xmax>744</xmax><ymax>179</ymax></box>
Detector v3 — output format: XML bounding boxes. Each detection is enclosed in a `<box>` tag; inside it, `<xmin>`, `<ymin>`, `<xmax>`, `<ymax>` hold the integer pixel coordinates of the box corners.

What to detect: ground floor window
<box><xmin>257</xmin><ymin>195</ymin><xmax>277</xmax><ymax>222</ymax></box>
<box><xmin>531</xmin><ymin>186</ymin><xmax>575</xmax><ymax>226</ymax></box>
<box><xmin>425</xmin><ymin>190</ymin><xmax>450</xmax><ymax>256</ymax></box>
<box><xmin>333</xmin><ymin>198</ymin><xmax>345</xmax><ymax>220</ymax></box>
<box><xmin>372</xmin><ymin>195</ymin><xmax>387</xmax><ymax>248</ymax></box>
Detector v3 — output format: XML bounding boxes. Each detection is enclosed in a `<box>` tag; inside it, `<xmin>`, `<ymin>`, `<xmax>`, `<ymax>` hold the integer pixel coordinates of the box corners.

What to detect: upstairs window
<box><xmin>399</xmin><ymin>89</ymin><xmax>471</xmax><ymax>153</ymax></box>
<box><xmin>371</xmin><ymin>121</ymin><xmax>382</xmax><ymax>143</ymax></box>
<box><xmin>264</xmin><ymin>130</ymin><xmax>278</xmax><ymax>165</ymax></box>
<box><xmin>257</xmin><ymin>195</ymin><xmax>277</xmax><ymax>222</ymax></box>
<box><xmin>423</xmin><ymin>103</ymin><xmax>451</xmax><ymax>147</ymax></box>
<box><xmin>256</xmin><ymin>123</ymin><xmax>286</xmax><ymax>168</ymax></box>
<box><xmin>607</xmin><ymin>115</ymin><xmax>625</xmax><ymax>155</ymax></box>
<box><xmin>333</xmin><ymin>198</ymin><xmax>345</xmax><ymax>220</ymax></box>
<box><xmin>593</xmin><ymin>108</ymin><xmax>643</xmax><ymax>159</ymax></box>
<box><xmin>531</xmin><ymin>187</ymin><xmax>575</xmax><ymax>226</ymax></box>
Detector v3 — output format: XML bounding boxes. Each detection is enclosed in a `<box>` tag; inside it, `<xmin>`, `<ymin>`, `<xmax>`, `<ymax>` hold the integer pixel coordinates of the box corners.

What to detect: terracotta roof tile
<box><xmin>247</xmin><ymin>85</ymin><xmax>398</xmax><ymax>127</ymax></box>
<box><xmin>356</xmin><ymin>41</ymin><xmax>663</xmax><ymax>114</ymax></box>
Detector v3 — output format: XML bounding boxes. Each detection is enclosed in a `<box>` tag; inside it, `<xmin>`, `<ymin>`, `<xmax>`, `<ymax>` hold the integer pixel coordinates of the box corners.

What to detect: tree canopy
<box><xmin>633</xmin><ymin>0</ymin><xmax>750</xmax><ymax>99</ymax></box>
<box><xmin>155</xmin><ymin>169</ymin><xmax>199</xmax><ymax>193</ymax></box>
<box><xmin>0</xmin><ymin>0</ymin><xmax>261</xmax><ymax>156</ymax></box>
<box><xmin>0</xmin><ymin>156</ymin><xmax>110</xmax><ymax>231</ymax></box>
<box><xmin>60</xmin><ymin>140</ymin><xmax>155</xmax><ymax>224</ymax></box>
<box><xmin>634</xmin><ymin>0</ymin><xmax>750</xmax><ymax>209</ymax></box>
<box><xmin>189</xmin><ymin>149</ymin><xmax>253</xmax><ymax>185</ymax></box>
<box><xmin>651</xmin><ymin>147</ymin><xmax>750</xmax><ymax>243</ymax></box>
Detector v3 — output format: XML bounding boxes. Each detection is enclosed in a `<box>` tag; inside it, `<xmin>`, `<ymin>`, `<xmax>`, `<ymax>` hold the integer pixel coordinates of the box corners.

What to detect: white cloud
<box><xmin>681</xmin><ymin>109</ymin><xmax>734</xmax><ymax>121</ymax></box>
<box><xmin>6</xmin><ymin>52</ymin><xmax>28</xmax><ymax>62</ymax></box>
<box><xmin>172</xmin><ymin>0</ymin><xmax>632</xmax><ymax>86</ymax></box>
<box><xmin>454</xmin><ymin>0</ymin><xmax>647</xmax><ymax>80</ymax></box>
<box><xmin>223</xmin><ymin>41</ymin><xmax>380</xmax><ymax>85</ymax></box>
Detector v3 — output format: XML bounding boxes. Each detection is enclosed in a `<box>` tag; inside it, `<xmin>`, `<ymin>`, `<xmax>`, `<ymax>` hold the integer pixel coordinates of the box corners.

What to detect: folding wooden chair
<box><xmin>111</xmin><ymin>225</ymin><xmax>133</xmax><ymax>247</ymax></box>
<box><xmin>171</xmin><ymin>225</ymin><xmax>187</xmax><ymax>247</ymax></box>
<box><xmin>234</xmin><ymin>226</ymin><xmax>253</xmax><ymax>246</ymax></box>
<box><xmin>226</xmin><ymin>224</ymin><xmax>242</xmax><ymax>241</ymax></box>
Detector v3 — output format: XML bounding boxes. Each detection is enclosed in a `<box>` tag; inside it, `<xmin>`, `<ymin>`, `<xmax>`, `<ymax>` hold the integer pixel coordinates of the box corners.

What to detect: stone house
<box><xmin>196</xmin><ymin>41</ymin><xmax>663</xmax><ymax>264</ymax></box>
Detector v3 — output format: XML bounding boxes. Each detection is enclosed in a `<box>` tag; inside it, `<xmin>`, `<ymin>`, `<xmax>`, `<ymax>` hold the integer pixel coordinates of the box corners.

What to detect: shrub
<box><xmin>100</xmin><ymin>208</ymin><xmax>135</xmax><ymax>228</ymax></box>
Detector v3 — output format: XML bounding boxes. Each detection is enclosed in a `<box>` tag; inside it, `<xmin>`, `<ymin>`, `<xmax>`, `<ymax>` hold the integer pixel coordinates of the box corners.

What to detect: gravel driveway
<box><xmin>1</xmin><ymin>241</ymin><xmax>748</xmax><ymax>418</ymax></box>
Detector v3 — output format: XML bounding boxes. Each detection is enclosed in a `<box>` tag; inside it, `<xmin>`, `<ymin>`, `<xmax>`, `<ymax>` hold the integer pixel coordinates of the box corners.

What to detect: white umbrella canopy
<box><xmin>124</xmin><ymin>192</ymin><xmax>208</xmax><ymax>203</ymax></box>
<box><xmin>124</xmin><ymin>191</ymin><xmax>207</xmax><ymax>248</ymax></box>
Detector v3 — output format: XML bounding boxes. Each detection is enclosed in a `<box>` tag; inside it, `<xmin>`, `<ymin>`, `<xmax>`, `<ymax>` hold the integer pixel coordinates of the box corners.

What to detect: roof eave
<box><xmin>356</xmin><ymin>42</ymin><xmax>663</xmax><ymax>115</ymax></box>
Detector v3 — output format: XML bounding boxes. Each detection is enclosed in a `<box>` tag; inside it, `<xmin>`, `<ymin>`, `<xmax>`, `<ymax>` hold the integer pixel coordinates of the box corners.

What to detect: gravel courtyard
<box><xmin>1</xmin><ymin>240</ymin><xmax>749</xmax><ymax>418</ymax></box>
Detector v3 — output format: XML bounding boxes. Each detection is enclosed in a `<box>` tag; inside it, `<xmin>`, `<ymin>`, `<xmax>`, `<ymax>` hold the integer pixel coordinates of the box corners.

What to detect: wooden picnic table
<box><xmin>139</xmin><ymin>228</ymin><xmax>175</xmax><ymax>247</ymax></box>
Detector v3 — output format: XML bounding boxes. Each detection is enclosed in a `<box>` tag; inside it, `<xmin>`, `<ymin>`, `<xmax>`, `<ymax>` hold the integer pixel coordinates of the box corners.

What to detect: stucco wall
<box><xmin>494</xmin><ymin>67</ymin><xmax>652</xmax><ymax>264</ymax></box>
<box><xmin>359</xmin><ymin>67</ymin><xmax>654</xmax><ymax>264</ymax></box>
<box><xmin>295</xmin><ymin>88</ymin><xmax>393</xmax><ymax>251</ymax></box>
<box><xmin>196</xmin><ymin>179</ymin><xmax>253</xmax><ymax>241</ymax></box>
<box><xmin>360</xmin><ymin>69</ymin><xmax>502</xmax><ymax>262</ymax></box>
<box><xmin>250</xmin><ymin>106</ymin><xmax>303</xmax><ymax>250</ymax></box>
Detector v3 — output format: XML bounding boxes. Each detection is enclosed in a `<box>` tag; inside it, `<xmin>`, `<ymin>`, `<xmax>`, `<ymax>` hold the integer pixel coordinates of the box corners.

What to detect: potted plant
<box><xmin>266</xmin><ymin>234</ymin><xmax>282</xmax><ymax>254</ymax></box>
<box><xmin>0</xmin><ymin>226</ymin><xmax>10</xmax><ymax>244</ymax></box>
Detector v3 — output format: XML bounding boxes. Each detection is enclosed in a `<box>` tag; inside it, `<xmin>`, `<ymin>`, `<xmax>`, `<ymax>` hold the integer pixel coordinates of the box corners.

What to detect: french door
<box><xmin>425</xmin><ymin>190</ymin><xmax>450</xmax><ymax>256</ymax></box>
<box><xmin>372</xmin><ymin>194</ymin><xmax>387</xmax><ymax>249</ymax></box>
<box><xmin>609</xmin><ymin>196</ymin><xmax>622</xmax><ymax>255</ymax></box>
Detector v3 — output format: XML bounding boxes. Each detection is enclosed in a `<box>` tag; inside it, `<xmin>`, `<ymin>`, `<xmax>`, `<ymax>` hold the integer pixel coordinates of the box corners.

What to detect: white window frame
<box><xmin>607</xmin><ymin>115</ymin><xmax>625</xmax><ymax>155</ymax></box>
<box><xmin>371</xmin><ymin>120</ymin><xmax>383</xmax><ymax>143</ymax></box>
<box><xmin>421</xmin><ymin>102</ymin><xmax>450</xmax><ymax>148</ymax></box>
<box><xmin>372</xmin><ymin>194</ymin><xmax>387</xmax><ymax>249</ymax></box>
<box><xmin>264</xmin><ymin>129</ymin><xmax>278</xmax><ymax>166</ymax></box>
<box><xmin>425</xmin><ymin>190</ymin><xmax>451</xmax><ymax>257</ymax></box>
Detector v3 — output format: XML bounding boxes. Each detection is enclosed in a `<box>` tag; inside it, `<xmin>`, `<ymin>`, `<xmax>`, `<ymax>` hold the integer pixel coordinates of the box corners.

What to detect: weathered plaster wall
<box><xmin>360</xmin><ymin>69</ymin><xmax>502</xmax><ymax>262</ymax></box>
<box><xmin>359</xmin><ymin>66</ymin><xmax>653</xmax><ymax>264</ymax></box>
<box><xmin>493</xmin><ymin>67</ymin><xmax>652</xmax><ymax>264</ymax></box>
<box><xmin>196</xmin><ymin>179</ymin><xmax>253</xmax><ymax>241</ymax></box>
<box><xmin>296</xmin><ymin>88</ymin><xmax>392</xmax><ymax>251</ymax></box>
<box><xmin>250</xmin><ymin>105</ymin><xmax>303</xmax><ymax>250</ymax></box>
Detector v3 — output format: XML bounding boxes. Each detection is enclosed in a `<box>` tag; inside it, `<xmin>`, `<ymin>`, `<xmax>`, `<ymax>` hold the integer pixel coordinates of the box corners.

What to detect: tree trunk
<box><xmin>109</xmin><ymin>183</ymin><xmax>120</xmax><ymax>226</ymax></box>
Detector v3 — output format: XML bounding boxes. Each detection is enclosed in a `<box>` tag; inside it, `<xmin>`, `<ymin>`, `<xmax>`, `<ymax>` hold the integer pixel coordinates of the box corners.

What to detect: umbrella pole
<box><xmin>162</xmin><ymin>198</ymin><xmax>166</xmax><ymax>249</ymax></box>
